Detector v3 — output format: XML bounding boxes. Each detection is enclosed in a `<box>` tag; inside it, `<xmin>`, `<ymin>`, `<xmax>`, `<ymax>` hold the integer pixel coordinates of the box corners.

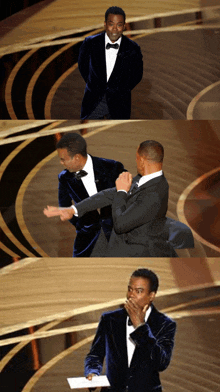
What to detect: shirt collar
<box><xmin>75</xmin><ymin>154</ymin><xmax>92</xmax><ymax>175</ymax></box>
<box><xmin>105</xmin><ymin>32</ymin><xmax>122</xmax><ymax>48</ymax></box>
<box><xmin>138</xmin><ymin>170</ymin><xmax>163</xmax><ymax>188</ymax></box>
<box><xmin>81</xmin><ymin>154</ymin><xmax>92</xmax><ymax>174</ymax></box>
<box><xmin>144</xmin><ymin>304</ymin><xmax>152</xmax><ymax>321</ymax></box>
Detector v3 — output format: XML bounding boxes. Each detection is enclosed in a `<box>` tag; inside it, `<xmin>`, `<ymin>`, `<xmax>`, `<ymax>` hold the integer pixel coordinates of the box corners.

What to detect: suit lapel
<box><xmin>110</xmin><ymin>309</ymin><xmax>128</xmax><ymax>364</ymax></box>
<box><xmin>147</xmin><ymin>304</ymin><xmax>164</xmax><ymax>336</ymax></box>
<box><xmin>96</xmin><ymin>33</ymin><xmax>107</xmax><ymax>83</ymax></box>
<box><xmin>107</xmin><ymin>35</ymin><xmax>128</xmax><ymax>83</ymax></box>
<box><xmin>91</xmin><ymin>156</ymin><xmax>113</xmax><ymax>192</ymax></box>
<box><xmin>128</xmin><ymin>174</ymin><xmax>165</xmax><ymax>197</ymax></box>
<box><xmin>65</xmin><ymin>171</ymin><xmax>89</xmax><ymax>201</ymax></box>
<box><xmin>128</xmin><ymin>175</ymin><xmax>141</xmax><ymax>195</ymax></box>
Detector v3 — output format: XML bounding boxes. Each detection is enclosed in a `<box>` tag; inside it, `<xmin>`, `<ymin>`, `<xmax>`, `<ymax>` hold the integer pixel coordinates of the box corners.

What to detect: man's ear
<box><xmin>140</xmin><ymin>156</ymin><xmax>145</xmax><ymax>168</ymax></box>
<box><xmin>149</xmin><ymin>291</ymin><xmax>156</xmax><ymax>302</ymax></box>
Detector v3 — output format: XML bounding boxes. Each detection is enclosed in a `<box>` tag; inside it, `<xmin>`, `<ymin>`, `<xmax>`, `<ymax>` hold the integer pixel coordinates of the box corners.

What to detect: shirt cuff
<box><xmin>71</xmin><ymin>205</ymin><xmax>78</xmax><ymax>217</ymax></box>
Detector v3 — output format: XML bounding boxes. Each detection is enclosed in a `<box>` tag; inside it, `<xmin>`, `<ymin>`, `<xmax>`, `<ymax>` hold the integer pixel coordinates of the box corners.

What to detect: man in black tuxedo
<box><xmin>55</xmin><ymin>132</ymin><xmax>125</xmax><ymax>257</ymax></box>
<box><xmin>85</xmin><ymin>268</ymin><xmax>176</xmax><ymax>392</ymax></box>
<box><xmin>44</xmin><ymin>140</ymin><xmax>178</xmax><ymax>257</ymax></box>
<box><xmin>78</xmin><ymin>6</ymin><xmax>143</xmax><ymax>119</ymax></box>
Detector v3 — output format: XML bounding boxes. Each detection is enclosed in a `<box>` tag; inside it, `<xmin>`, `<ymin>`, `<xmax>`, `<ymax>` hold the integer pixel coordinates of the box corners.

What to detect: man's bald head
<box><xmin>137</xmin><ymin>140</ymin><xmax>164</xmax><ymax>163</ymax></box>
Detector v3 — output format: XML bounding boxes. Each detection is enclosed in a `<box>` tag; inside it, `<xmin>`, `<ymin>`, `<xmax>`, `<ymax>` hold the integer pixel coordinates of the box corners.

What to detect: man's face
<box><xmin>57</xmin><ymin>148</ymin><xmax>81</xmax><ymax>172</ymax></box>
<box><xmin>126</xmin><ymin>277</ymin><xmax>155</xmax><ymax>310</ymax></box>
<box><xmin>104</xmin><ymin>13</ymin><xmax>125</xmax><ymax>42</ymax></box>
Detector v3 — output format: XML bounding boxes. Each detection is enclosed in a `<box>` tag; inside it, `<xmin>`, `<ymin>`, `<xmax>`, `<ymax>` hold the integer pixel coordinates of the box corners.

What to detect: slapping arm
<box><xmin>76</xmin><ymin>187</ymin><xmax>116</xmax><ymax>217</ymax></box>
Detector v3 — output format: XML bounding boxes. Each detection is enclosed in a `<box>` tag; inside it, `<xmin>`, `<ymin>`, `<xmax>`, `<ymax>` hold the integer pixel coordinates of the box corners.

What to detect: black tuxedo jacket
<box><xmin>78</xmin><ymin>32</ymin><xmax>143</xmax><ymax>119</ymax></box>
<box><xmin>76</xmin><ymin>174</ymin><xmax>177</xmax><ymax>257</ymax></box>
<box><xmin>58</xmin><ymin>156</ymin><xmax>125</xmax><ymax>257</ymax></box>
<box><xmin>85</xmin><ymin>306</ymin><xmax>176</xmax><ymax>392</ymax></box>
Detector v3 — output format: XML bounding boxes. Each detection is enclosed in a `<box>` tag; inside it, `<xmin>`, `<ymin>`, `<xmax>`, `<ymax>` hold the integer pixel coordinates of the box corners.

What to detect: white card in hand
<box><xmin>67</xmin><ymin>375</ymin><xmax>110</xmax><ymax>389</ymax></box>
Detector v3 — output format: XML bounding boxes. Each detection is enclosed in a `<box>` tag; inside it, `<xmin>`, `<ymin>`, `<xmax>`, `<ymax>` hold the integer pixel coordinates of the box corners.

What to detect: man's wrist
<box><xmin>134</xmin><ymin>322</ymin><xmax>145</xmax><ymax>329</ymax></box>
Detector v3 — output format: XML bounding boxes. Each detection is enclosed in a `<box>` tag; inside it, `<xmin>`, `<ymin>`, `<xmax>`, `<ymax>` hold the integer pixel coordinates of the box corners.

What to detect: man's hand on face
<box><xmin>43</xmin><ymin>206</ymin><xmax>75</xmax><ymax>221</ymax></box>
<box><xmin>124</xmin><ymin>298</ymin><xmax>149</xmax><ymax>328</ymax></box>
<box><xmin>116</xmin><ymin>171</ymin><xmax>132</xmax><ymax>192</ymax></box>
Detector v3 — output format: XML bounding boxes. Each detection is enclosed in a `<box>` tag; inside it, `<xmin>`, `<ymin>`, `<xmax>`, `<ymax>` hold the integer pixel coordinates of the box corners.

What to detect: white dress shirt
<box><xmin>126</xmin><ymin>305</ymin><xmax>152</xmax><ymax>367</ymax></box>
<box><xmin>137</xmin><ymin>170</ymin><xmax>163</xmax><ymax>187</ymax></box>
<box><xmin>71</xmin><ymin>154</ymin><xmax>97</xmax><ymax>216</ymax></box>
<box><xmin>105</xmin><ymin>33</ymin><xmax>121</xmax><ymax>81</ymax></box>
<box><xmin>80</xmin><ymin>154</ymin><xmax>97</xmax><ymax>196</ymax></box>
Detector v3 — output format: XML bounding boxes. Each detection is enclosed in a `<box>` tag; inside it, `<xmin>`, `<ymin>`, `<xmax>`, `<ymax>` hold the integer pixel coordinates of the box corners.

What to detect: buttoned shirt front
<box><xmin>72</xmin><ymin>155</ymin><xmax>97</xmax><ymax>217</ymax></box>
<box><xmin>105</xmin><ymin>33</ymin><xmax>121</xmax><ymax>82</ymax></box>
<box><xmin>79</xmin><ymin>154</ymin><xmax>97</xmax><ymax>197</ymax></box>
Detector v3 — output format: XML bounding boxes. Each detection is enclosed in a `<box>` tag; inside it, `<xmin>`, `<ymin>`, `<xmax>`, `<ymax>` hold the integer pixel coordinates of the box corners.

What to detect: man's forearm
<box><xmin>43</xmin><ymin>188</ymin><xmax>116</xmax><ymax>221</ymax></box>
<box><xmin>76</xmin><ymin>187</ymin><xmax>116</xmax><ymax>217</ymax></box>
<box><xmin>75</xmin><ymin>171</ymin><xmax>131</xmax><ymax>217</ymax></box>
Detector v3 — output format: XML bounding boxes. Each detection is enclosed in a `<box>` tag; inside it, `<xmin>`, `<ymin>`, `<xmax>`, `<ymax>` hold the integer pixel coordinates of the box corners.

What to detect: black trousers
<box><xmin>87</xmin><ymin>94</ymin><xmax>111</xmax><ymax>119</ymax></box>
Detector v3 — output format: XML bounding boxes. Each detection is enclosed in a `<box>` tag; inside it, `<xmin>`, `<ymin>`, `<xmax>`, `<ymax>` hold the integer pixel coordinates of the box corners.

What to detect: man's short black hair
<box><xmin>131</xmin><ymin>268</ymin><xmax>159</xmax><ymax>293</ymax></box>
<box><xmin>56</xmin><ymin>132</ymin><xmax>87</xmax><ymax>158</ymax></box>
<box><xmin>138</xmin><ymin>140</ymin><xmax>164</xmax><ymax>163</ymax></box>
<box><xmin>105</xmin><ymin>6</ymin><xmax>126</xmax><ymax>23</ymax></box>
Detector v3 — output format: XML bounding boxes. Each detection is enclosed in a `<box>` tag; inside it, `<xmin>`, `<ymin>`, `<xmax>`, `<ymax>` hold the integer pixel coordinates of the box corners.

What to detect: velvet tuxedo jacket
<box><xmin>76</xmin><ymin>174</ymin><xmax>177</xmax><ymax>257</ymax></box>
<box><xmin>85</xmin><ymin>306</ymin><xmax>176</xmax><ymax>392</ymax></box>
<box><xmin>78</xmin><ymin>32</ymin><xmax>143</xmax><ymax>119</ymax></box>
<box><xmin>58</xmin><ymin>156</ymin><xmax>125</xmax><ymax>257</ymax></box>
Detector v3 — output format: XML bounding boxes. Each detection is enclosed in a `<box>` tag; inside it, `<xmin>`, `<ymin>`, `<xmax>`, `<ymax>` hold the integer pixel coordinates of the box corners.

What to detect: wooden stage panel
<box><xmin>0</xmin><ymin>257</ymin><xmax>177</xmax><ymax>335</ymax></box>
<box><xmin>0</xmin><ymin>0</ymin><xmax>203</xmax><ymax>48</ymax></box>
<box><xmin>1</xmin><ymin>256</ymin><xmax>219</xmax><ymax>338</ymax></box>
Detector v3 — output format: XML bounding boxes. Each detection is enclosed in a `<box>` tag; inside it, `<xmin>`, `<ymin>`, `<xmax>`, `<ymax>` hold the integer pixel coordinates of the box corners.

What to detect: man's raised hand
<box><xmin>124</xmin><ymin>298</ymin><xmax>148</xmax><ymax>328</ymax></box>
<box><xmin>116</xmin><ymin>171</ymin><xmax>132</xmax><ymax>192</ymax></box>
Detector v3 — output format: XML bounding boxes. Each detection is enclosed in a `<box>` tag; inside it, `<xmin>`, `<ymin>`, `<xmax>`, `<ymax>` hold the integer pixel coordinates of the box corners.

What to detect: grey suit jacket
<box><xmin>76</xmin><ymin>174</ymin><xmax>177</xmax><ymax>257</ymax></box>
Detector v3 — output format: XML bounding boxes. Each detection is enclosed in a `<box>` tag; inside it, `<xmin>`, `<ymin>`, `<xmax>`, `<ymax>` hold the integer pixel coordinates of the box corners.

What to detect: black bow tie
<box><xmin>73</xmin><ymin>170</ymin><xmax>88</xmax><ymax>180</ymax></box>
<box><xmin>106</xmin><ymin>42</ymin><xmax>119</xmax><ymax>50</ymax></box>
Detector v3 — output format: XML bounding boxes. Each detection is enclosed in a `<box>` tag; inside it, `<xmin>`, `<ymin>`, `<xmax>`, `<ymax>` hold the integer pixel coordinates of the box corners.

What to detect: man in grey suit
<box><xmin>44</xmin><ymin>140</ymin><xmax>177</xmax><ymax>257</ymax></box>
